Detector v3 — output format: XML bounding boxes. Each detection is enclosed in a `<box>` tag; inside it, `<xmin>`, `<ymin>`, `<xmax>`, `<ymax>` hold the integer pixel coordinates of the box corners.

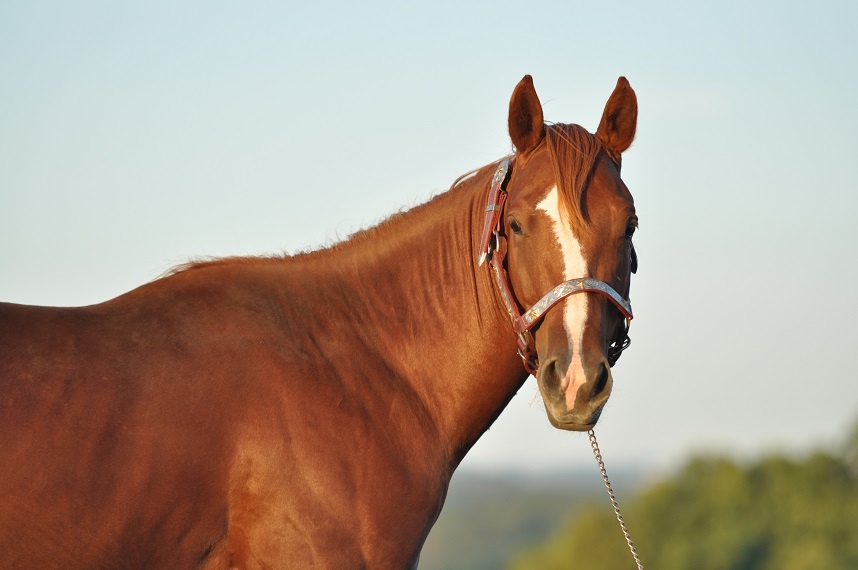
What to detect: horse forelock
<box><xmin>544</xmin><ymin>123</ymin><xmax>605</xmax><ymax>233</ymax></box>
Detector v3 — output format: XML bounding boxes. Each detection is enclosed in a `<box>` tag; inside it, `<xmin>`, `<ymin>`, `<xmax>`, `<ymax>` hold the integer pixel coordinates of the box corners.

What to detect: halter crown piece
<box><xmin>478</xmin><ymin>157</ymin><xmax>633</xmax><ymax>375</ymax></box>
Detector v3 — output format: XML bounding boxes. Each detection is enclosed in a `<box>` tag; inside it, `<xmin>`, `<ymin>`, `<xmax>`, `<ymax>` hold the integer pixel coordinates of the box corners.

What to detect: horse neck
<box><xmin>315</xmin><ymin>168</ymin><xmax>528</xmax><ymax>467</ymax></box>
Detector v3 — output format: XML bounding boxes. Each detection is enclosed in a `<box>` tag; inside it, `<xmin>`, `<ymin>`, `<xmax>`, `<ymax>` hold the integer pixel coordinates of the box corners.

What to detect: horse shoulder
<box><xmin>213</xmin><ymin>365</ymin><xmax>449</xmax><ymax>566</ymax></box>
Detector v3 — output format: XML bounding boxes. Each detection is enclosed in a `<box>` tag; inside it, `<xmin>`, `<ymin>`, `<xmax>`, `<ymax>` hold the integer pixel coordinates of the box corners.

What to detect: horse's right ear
<box><xmin>508</xmin><ymin>75</ymin><xmax>545</xmax><ymax>154</ymax></box>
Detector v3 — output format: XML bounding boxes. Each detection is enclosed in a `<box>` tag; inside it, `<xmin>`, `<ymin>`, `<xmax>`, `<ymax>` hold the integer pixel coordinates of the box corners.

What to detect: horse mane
<box><xmin>167</xmin><ymin>126</ymin><xmax>600</xmax><ymax>277</ymax></box>
<box><xmin>165</xmin><ymin>161</ymin><xmax>499</xmax><ymax>277</ymax></box>
<box><xmin>544</xmin><ymin>122</ymin><xmax>605</xmax><ymax>231</ymax></box>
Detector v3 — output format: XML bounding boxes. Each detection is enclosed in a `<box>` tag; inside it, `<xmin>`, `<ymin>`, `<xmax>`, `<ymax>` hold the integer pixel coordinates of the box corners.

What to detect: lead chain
<box><xmin>588</xmin><ymin>429</ymin><xmax>645</xmax><ymax>569</ymax></box>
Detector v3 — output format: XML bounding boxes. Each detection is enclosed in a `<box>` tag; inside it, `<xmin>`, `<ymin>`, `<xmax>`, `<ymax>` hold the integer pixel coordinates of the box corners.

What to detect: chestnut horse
<box><xmin>0</xmin><ymin>75</ymin><xmax>638</xmax><ymax>568</ymax></box>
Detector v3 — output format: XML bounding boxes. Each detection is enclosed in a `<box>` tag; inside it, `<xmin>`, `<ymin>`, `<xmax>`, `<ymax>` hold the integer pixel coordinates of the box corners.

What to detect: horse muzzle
<box><xmin>536</xmin><ymin>353</ymin><xmax>613</xmax><ymax>431</ymax></box>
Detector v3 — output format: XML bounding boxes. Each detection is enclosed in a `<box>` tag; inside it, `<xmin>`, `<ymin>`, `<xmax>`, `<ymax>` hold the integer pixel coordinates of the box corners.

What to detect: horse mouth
<box><xmin>547</xmin><ymin>406</ymin><xmax>604</xmax><ymax>432</ymax></box>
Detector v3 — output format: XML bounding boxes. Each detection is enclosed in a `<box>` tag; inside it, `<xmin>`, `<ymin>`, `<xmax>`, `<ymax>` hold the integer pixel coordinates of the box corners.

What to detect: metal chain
<box><xmin>588</xmin><ymin>429</ymin><xmax>645</xmax><ymax>569</ymax></box>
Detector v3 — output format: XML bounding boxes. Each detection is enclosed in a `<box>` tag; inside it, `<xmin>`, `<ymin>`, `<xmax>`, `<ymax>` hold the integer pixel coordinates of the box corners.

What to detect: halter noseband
<box><xmin>478</xmin><ymin>157</ymin><xmax>633</xmax><ymax>375</ymax></box>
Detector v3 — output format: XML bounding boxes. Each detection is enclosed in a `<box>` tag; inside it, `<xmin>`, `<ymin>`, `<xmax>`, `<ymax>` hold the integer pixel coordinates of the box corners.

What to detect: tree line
<box><xmin>510</xmin><ymin>421</ymin><xmax>858</xmax><ymax>569</ymax></box>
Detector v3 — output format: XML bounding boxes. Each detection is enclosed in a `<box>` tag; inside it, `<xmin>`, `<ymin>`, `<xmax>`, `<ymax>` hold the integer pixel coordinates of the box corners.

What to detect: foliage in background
<box><xmin>510</xmin><ymin>442</ymin><xmax>858</xmax><ymax>570</ymax></box>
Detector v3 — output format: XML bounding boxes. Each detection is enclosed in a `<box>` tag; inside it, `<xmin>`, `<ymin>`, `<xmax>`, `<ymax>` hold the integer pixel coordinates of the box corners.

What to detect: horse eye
<box><xmin>509</xmin><ymin>219</ymin><xmax>523</xmax><ymax>235</ymax></box>
<box><xmin>624</xmin><ymin>224</ymin><xmax>636</xmax><ymax>239</ymax></box>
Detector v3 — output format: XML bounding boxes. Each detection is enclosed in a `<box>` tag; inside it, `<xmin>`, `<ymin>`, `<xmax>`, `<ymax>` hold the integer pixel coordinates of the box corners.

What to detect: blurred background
<box><xmin>2</xmin><ymin>1</ymin><xmax>857</xmax><ymax>567</ymax></box>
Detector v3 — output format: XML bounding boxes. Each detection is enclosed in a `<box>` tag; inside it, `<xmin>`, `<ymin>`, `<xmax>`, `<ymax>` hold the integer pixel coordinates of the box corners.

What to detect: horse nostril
<box><xmin>541</xmin><ymin>359</ymin><xmax>560</xmax><ymax>392</ymax></box>
<box><xmin>592</xmin><ymin>362</ymin><xmax>610</xmax><ymax>398</ymax></box>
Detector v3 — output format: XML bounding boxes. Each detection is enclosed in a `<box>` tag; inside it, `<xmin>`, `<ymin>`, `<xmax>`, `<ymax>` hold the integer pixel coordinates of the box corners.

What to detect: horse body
<box><xmin>0</xmin><ymin>76</ymin><xmax>638</xmax><ymax>567</ymax></box>
<box><xmin>0</xmin><ymin>169</ymin><xmax>525</xmax><ymax>568</ymax></box>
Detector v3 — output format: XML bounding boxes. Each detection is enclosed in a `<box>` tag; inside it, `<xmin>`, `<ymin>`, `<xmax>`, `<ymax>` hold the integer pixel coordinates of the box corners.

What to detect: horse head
<box><xmin>498</xmin><ymin>75</ymin><xmax>638</xmax><ymax>431</ymax></box>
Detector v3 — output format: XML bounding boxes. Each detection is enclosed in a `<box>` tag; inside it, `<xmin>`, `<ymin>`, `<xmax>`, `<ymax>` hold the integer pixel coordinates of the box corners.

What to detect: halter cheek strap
<box><xmin>478</xmin><ymin>156</ymin><xmax>633</xmax><ymax>374</ymax></box>
<box><xmin>478</xmin><ymin>157</ymin><xmax>513</xmax><ymax>267</ymax></box>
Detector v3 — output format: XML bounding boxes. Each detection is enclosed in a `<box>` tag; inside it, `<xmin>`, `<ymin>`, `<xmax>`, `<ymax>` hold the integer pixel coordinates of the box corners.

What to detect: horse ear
<box><xmin>508</xmin><ymin>75</ymin><xmax>545</xmax><ymax>154</ymax></box>
<box><xmin>596</xmin><ymin>77</ymin><xmax>638</xmax><ymax>156</ymax></box>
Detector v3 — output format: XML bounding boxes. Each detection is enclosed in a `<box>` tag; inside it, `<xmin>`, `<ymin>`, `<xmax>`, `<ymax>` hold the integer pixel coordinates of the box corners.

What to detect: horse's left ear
<box><xmin>508</xmin><ymin>75</ymin><xmax>545</xmax><ymax>154</ymax></box>
<box><xmin>596</xmin><ymin>77</ymin><xmax>638</xmax><ymax>156</ymax></box>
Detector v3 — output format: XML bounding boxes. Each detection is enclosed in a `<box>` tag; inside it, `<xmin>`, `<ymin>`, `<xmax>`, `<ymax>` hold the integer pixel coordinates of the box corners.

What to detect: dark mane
<box><xmin>544</xmin><ymin>123</ymin><xmax>605</xmax><ymax>231</ymax></box>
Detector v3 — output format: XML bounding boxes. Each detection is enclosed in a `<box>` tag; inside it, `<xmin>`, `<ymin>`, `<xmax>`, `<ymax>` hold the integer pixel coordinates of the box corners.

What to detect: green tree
<box><xmin>844</xmin><ymin>417</ymin><xmax>858</xmax><ymax>477</ymax></box>
<box><xmin>510</xmin><ymin>452</ymin><xmax>858</xmax><ymax>570</ymax></box>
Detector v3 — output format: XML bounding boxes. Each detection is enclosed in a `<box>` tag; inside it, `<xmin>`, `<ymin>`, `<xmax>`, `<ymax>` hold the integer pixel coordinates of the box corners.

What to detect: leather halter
<box><xmin>477</xmin><ymin>157</ymin><xmax>633</xmax><ymax>375</ymax></box>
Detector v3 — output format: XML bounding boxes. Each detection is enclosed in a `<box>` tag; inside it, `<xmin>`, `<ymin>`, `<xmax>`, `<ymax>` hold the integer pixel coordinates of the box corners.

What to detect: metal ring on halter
<box><xmin>606</xmin><ymin>318</ymin><xmax>631</xmax><ymax>367</ymax></box>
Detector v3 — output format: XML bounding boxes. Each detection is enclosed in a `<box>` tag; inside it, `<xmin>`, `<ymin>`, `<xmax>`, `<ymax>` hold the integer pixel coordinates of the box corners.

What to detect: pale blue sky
<box><xmin>2</xmin><ymin>1</ymin><xmax>856</xmax><ymax>473</ymax></box>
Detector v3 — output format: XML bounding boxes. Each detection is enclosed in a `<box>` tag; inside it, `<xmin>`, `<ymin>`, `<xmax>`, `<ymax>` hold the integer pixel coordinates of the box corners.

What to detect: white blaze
<box><xmin>535</xmin><ymin>186</ymin><xmax>590</xmax><ymax>410</ymax></box>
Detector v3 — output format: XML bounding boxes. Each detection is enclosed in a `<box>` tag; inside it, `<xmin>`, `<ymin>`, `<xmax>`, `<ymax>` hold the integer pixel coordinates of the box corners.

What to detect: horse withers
<box><xmin>0</xmin><ymin>75</ymin><xmax>638</xmax><ymax>568</ymax></box>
